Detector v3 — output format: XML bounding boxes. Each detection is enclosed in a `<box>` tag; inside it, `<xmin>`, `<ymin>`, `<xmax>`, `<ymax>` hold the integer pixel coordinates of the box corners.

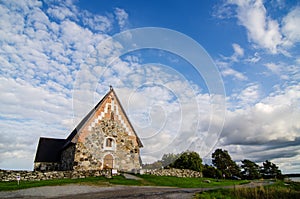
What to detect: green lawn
<box><xmin>0</xmin><ymin>174</ymin><xmax>248</xmax><ymax>191</ymax></box>
<box><xmin>194</xmin><ymin>180</ymin><xmax>300</xmax><ymax>199</ymax></box>
<box><xmin>137</xmin><ymin>175</ymin><xmax>249</xmax><ymax>188</ymax></box>
<box><xmin>0</xmin><ymin>175</ymin><xmax>140</xmax><ymax>191</ymax></box>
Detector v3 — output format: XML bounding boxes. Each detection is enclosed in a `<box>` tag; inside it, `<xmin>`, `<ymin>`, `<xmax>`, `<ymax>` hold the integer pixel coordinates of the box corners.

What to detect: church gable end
<box><xmin>34</xmin><ymin>87</ymin><xmax>143</xmax><ymax>172</ymax></box>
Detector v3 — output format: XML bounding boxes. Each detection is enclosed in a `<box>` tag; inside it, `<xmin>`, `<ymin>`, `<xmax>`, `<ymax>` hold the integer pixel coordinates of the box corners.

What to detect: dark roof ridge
<box><xmin>111</xmin><ymin>88</ymin><xmax>143</xmax><ymax>147</ymax></box>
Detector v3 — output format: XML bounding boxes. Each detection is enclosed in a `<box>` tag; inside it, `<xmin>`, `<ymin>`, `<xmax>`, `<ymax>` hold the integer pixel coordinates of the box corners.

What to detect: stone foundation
<box><xmin>0</xmin><ymin>169</ymin><xmax>115</xmax><ymax>182</ymax></box>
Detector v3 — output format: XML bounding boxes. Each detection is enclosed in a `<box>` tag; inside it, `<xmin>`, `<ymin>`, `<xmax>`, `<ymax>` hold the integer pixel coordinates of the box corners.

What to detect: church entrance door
<box><xmin>103</xmin><ymin>154</ymin><xmax>113</xmax><ymax>169</ymax></box>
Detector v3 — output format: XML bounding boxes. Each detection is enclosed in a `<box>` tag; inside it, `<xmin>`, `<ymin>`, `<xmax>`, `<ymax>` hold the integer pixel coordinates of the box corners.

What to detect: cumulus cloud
<box><xmin>225</xmin><ymin>84</ymin><xmax>300</xmax><ymax>144</ymax></box>
<box><xmin>114</xmin><ymin>8</ymin><xmax>129</xmax><ymax>31</ymax></box>
<box><xmin>229</xmin><ymin>0</ymin><xmax>282</xmax><ymax>53</ymax></box>
<box><xmin>218</xmin><ymin>84</ymin><xmax>300</xmax><ymax>172</ymax></box>
<box><xmin>0</xmin><ymin>0</ymin><xmax>130</xmax><ymax>169</ymax></box>
<box><xmin>233</xmin><ymin>83</ymin><xmax>261</xmax><ymax>107</ymax></box>
<box><xmin>223</xmin><ymin>1</ymin><xmax>300</xmax><ymax>54</ymax></box>
<box><xmin>0</xmin><ymin>0</ymin><xmax>299</xmax><ymax>174</ymax></box>
<box><xmin>0</xmin><ymin>77</ymin><xmax>74</xmax><ymax>170</ymax></box>
<box><xmin>216</xmin><ymin>43</ymin><xmax>247</xmax><ymax>81</ymax></box>
<box><xmin>264</xmin><ymin>62</ymin><xmax>300</xmax><ymax>81</ymax></box>
<box><xmin>282</xmin><ymin>7</ymin><xmax>300</xmax><ymax>47</ymax></box>
<box><xmin>89</xmin><ymin>60</ymin><xmax>220</xmax><ymax>162</ymax></box>
<box><xmin>0</xmin><ymin>0</ymin><xmax>220</xmax><ymax>168</ymax></box>
<box><xmin>232</xmin><ymin>43</ymin><xmax>244</xmax><ymax>59</ymax></box>
<box><xmin>245</xmin><ymin>52</ymin><xmax>261</xmax><ymax>63</ymax></box>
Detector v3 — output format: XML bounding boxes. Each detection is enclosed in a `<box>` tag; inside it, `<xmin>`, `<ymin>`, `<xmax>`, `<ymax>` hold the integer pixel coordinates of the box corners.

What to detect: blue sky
<box><xmin>0</xmin><ymin>0</ymin><xmax>300</xmax><ymax>173</ymax></box>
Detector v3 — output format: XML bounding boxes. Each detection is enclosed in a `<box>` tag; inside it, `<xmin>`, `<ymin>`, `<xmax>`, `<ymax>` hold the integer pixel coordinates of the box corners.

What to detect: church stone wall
<box><xmin>74</xmin><ymin>119</ymin><xmax>141</xmax><ymax>172</ymax></box>
<box><xmin>60</xmin><ymin>144</ymin><xmax>75</xmax><ymax>170</ymax></box>
<box><xmin>73</xmin><ymin>142</ymin><xmax>102</xmax><ymax>170</ymax></box>
<box><xmin>34</xmin><ymin>162</ymin><xmax>60</xmax><ymax>171</ymax></box>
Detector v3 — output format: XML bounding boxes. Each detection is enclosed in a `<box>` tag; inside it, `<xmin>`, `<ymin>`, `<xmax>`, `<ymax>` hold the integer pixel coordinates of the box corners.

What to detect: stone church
<box><xmin>34</xmin><ymin>86</ymin><xmax>143</xmax><ymax>172</ymax></box>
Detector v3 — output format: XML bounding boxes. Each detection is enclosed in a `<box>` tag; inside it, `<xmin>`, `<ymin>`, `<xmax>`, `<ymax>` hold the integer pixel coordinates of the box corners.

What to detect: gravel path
<box><xmin>0</xmin><ymin>181</ymin><xmax>270</xmax><ymax>199</ymax></box>
<box><xmin>0</xmin><ymin>184</ymin><xmax>115</xmax><ymax>198</ymax></box>
<box><xmin>123</xmin><ymin>173</ymin><xmax>143</xmax><ymax>180</ymax></box>
<box><xmin>0</xmin><ymin>185</ymin><xmax>206</xmax><ymax>199</ymax></box>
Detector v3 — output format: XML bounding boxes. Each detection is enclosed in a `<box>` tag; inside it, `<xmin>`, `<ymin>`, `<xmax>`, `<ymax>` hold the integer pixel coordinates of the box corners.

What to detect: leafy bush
<box><xmin>170</xmin><ymin>151</ymin><xmax>203</xmax><ymax>172</ymax></box>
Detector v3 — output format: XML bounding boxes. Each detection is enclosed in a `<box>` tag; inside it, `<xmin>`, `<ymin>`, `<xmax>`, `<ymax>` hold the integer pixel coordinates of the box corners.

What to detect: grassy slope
<box><xmin>0</xmin><ymin>175</ymin><xmax>140</xmax><ymax>191</ymax></box>
<box><xmin>138</xmin><ymin>175</ymin><xmax>249</xmax><ymax>188</ymax></box>
<box><xmin>195</xmin><ymin>180</ymin><xmax>300</xmax><ymax>199</ymax></box>
<box><xmin>0</xmin><ymin>175</ymin><xmax>248</xmax><ymax>191</ymax></box>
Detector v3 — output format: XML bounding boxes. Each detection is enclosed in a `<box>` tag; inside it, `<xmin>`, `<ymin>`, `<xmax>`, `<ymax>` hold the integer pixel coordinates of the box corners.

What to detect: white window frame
<box><xmin>104</xmin><ymin>137</ymin><xmax>116</xmax><ymax>151</ymax></box>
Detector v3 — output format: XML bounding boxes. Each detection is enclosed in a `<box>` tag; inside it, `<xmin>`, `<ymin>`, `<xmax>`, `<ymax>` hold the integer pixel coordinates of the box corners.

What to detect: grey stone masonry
<box><xmin>0</xmin><ymin>169</ymin><xmax>115</xmax><ymax>182</ymax></box>
<box><xmin>73</xmin><ymin>119</ymin><xmax>141</xmax><ymax>172</ymax></box>
<box><xmin>145</xmin><ymin>168</ymin><xmax>203</xmax><ymax>178</ymax></box>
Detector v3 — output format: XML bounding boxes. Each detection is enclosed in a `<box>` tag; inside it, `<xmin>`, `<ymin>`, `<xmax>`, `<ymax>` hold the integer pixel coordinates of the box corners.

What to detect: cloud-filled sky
<box><xmin>0</xmin><ymin>0</ymin><xmax>299</xmax><ymax>174</ymax></box>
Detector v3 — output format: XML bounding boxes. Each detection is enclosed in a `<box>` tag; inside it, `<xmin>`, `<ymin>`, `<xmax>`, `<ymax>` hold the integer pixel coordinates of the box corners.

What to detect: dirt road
<box><xmin>0</xmin><ymin>181</ymin><xmax>270</xmax><ymax>199</ymax></box>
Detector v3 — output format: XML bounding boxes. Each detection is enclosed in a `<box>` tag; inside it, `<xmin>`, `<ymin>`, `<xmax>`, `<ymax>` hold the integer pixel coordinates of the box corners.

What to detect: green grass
<box><xmin>108</xmin><ymin>175</ymin><xmax>143</xmax><ymax>186</ymax></box>
<box><xmin>0</xmin><ymin>175</ymin><xmax>140</xmax><ymax>191</ymax></box>
<box><xmin>0</xmin><ymin>174</ymin><xmax>248</xmax><ymax>191</ymax></box>
<box><xmin>194</xmin><ymin>181</ymin><xmax>300</xmax><ymax>199</ymax></box>
<box><xmin>137</xmin><ymin>175</ymin><xmax>249</xmax><ymax>188</ymax></box>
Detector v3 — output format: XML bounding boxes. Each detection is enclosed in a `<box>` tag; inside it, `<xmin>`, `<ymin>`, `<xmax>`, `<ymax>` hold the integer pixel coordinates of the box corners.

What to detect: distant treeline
<box><xmin>284</xmin><ymin>173</ymin><xmax>300</xmax><ymax>177</ymax></box>
<box><xmin>143</xmin><ymin>148</ymin><xmax>283</xmax><ymax>180</ymax></box>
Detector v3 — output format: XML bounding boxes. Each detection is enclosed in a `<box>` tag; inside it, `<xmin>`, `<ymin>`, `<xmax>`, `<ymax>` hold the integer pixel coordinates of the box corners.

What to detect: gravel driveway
<box><xmin>0</xmin><ymin>185</ymin><xmax>201</xmax><ymax>199</ymax></box>
<box><xmin>0</xmin><ymin>181</ymin><xmax>270</xmax><ymax>199</ymax></box>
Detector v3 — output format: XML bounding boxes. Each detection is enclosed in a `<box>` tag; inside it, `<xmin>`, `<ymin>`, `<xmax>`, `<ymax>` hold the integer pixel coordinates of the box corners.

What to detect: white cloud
<box><xmin>212</xmin><ymin>1</ymin><xmax>235</xmax><ymax>19</ymax></box>
<box><xmin>232</xmin><ymin>43</ymin><xmax>244</xmax><ymax>58</ymax></box>
<box><xmin>264</xmin><ymin>62</ymin><xmax>281</xmax><ymax>74</ymax></box>
<box><xmin>47</xmin><ymin>4</ymin><xmax>77</xmax><ymax>21</ymax></box>
<box><xmin>216</xmin><ymin>43</ymin><xmax>247</xmax><ymax>81</ymax></box>
<box><xmin>0</xmin><ymin>77</ymin><xmax>75</xmax><ymax>170</ymax></box>
<box><xmin>221</xmin><ymin>66</ymin><xmax>247</xmax><ymax>81</ymax></box>
<box><xmin>282</xmin><ymin>7</ymin><xmax>300</xmax><ymax>47</ymax></box>
<box><xmin>0</xmin><ymin>77</ymin><xmax>72</xmax><ymax>127</ymax></box>
<box><xmin>235</xmin><ymin>83</ymin><xmax>260</xmax><ymax>106</ymax></box>
<box><xmin>245</xmin><ymin>52</ymin><xmax>261</xmax><ymax>63</ymax></box>
<box><xmin>114</xmin><ymin>8</ymin><xmax>129</xmax><ymax>31</ymax></box>
<box><xmin>229</xmin><ymin>0</ymin><xmax>282</xmax><ymax>53</ymax></box>
<box><xmin>0</xmin><ymin>0</ymin><xmax>298</xmax><ymax>174</ymax></box>
<box><xmin>81</xmin><ymin>10</ymin><xmax>113</xmax><ymax>32</ymax></box>
<box><xmin>218</xmin><ymin>83</ymin><xmax>300</xmax><ymax>172</ymax></box>
<box><xmin>0</xmin><ymin>0</ymin><xmax>132</xmax><ymax>170</ymax></box>
<box><xmin>264</xmin><ymin>62</ymin><xmax>300</xmax><ymax>81</ymax></box>
<box><xmin>225</xmin><ymin>1</ymin><xmax>300</xmax><ymax>55</ymax></box>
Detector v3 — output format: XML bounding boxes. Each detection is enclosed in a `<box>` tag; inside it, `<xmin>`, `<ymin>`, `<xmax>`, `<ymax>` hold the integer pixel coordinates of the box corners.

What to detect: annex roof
<box><xmin>34</xmin><ymin>137</ymin><xmax>66</xmax><ymax>162</ymax></box>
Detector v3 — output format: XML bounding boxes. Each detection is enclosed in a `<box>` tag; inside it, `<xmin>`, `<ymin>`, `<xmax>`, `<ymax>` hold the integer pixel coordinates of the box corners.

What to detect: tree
<box><xmin>142</xmin><ymin>161</ymin><xmax>163</xmax><ymax>169</ymax></box>
<box><xmin>161</xmin><ymin>153</ymin><xmax>180</xmax><ymax>168</ymax></box>
<box><xmin>203</xmin><ymin>164</ymin><xmax>222</xmax><ymax>178</ymax></box>
<box><xmin>260</xmin><ymin>160</ymin><xmax>282</xmax><ymax>179</ymax></box>
<box><xmin>170</xmin><ymin>151</ymin><xmax>203</xmax><ymax>172</ymax></box>
<box><xmin>212</xmin><ymin>149</ymin><xmax>241</xmax><ymax>178</ymax></box>
<box><xmin>241</xmin><ymin>159</ymin><xmax>261</xmax><ymax>180</ymax></box>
